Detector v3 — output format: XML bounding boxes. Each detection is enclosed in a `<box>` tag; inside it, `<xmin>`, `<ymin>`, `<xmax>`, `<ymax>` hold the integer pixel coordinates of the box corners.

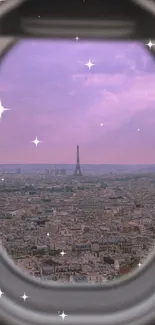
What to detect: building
<box><xmin>16</xmin><ymin>168</ymin><xmax>21</xmax><ymax>174</ymax></box>
<box><xmin>55</xmin><ymin>169</ymin><xmax>60</xmax><ymax>176</ymax></box>
<box><xmin>45</xmin><ymin>169</ymin><xmax>50</xmax><ymax>176</ymax></box>
<box><xmin>60</xmin><ymin>169</ymin><xmax>67</xmax><ymax>176</ymax></box>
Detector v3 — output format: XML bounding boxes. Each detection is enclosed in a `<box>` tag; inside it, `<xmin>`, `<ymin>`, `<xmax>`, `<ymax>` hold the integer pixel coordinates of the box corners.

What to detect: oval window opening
<box><xmin>0</xmin><ymin>39</ymin><xmax>155</xmax><ymax>284</ymax></box>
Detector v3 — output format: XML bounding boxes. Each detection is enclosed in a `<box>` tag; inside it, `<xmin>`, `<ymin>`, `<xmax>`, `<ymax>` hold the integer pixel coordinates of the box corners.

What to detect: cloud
<box><xmin>83</xmin><ymin>74</ymin><xmax>126</xmax><ymax>86</ymax></box>
<box><xmin>0</xmin><ymin>40</ymin><xmax>155</xmax><ymax>163</ymax></box>
<box><xmin>0</xmin><ymin>82</ymin><xmax>14</xmax><ymax>93</ymax></box>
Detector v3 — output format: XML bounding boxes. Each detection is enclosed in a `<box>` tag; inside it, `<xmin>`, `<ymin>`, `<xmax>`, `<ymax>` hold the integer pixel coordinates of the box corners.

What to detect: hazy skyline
<box><xmin>0</xmin><ymin>40</ymin><xmax>155</xmax><ymax>164</ymax></box>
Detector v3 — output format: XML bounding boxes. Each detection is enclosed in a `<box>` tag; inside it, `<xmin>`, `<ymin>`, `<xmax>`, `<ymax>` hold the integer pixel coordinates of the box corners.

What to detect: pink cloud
<box><xmin>87</xmin><ymin>73</ymin><xmax>155</xmax><ymax>131</ymax></box>
<box><xmin>0</xmin><ymin>82</ymin><xmax>14</xmax><ymax>93</ymax></box>
<box><xmin>72</xmin><ymin>73</ymin><xmax>126</xmax><ymax>86</ymax></box>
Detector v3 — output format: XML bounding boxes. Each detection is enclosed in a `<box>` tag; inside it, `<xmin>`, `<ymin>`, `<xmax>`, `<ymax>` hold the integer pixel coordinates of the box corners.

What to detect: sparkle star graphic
<box><xmin>1</xmin><ymin>178</ymin><xmax>4</xmax><ymax>181</ymax></box>
<box><xmin>0</xmin><ymin>100</ymin><xmax>10</xmax><ymax>119</ymax></box>
<box><xmin>101</xmin><ymin>123</ymin><xmax>103</xmax><ymax>127</ymax></box>
<box><xmin>21</xmin><ymin>293</ymin><xmax>29</xmax><ymax>301</ymax></box>
<box><xmin>85</xmin><ymin>59</ymin><xmax>95</xmax><ymax>70</ymax></box>
<box><xmin>137</xmin><ymin>128</ymin><xmax>140</xmax><ymax>132</ymax></box>
<box><xmin>146</xmin><ymin>40</ymin><xmax>154</xmax><ymax>49</ymax></box>
<box><xmin>0</xmin><ymin>289</ymin><xmax>4</xmax><ymax>298</ymax></box>
<box><xmin>31</xmin><ymin>136</ymin><xmax>42</xmax><ymax>147</ymax></box>
<box><xmin>59</xmin><ymin>311</ymin><xmax>68</xmax><ymax>320</ymax></box>
<box><xmin>47</xmin><ymin>232</ymin><xmax>50</xmax><ymax>236</ymax></box>
<box><xmin>60</xmin><ymin>250</ymin><xmax>66</xmax><ymax>256</ymax></box>
<box><xmin>75</xmin><ymin>35</ymin><xmax>80</xmax><ymax>41</ymax></box>
<box><xmin>138</xmin><ymin>263</ymin><xmax>142</xmax><ymax>267</ymax></box>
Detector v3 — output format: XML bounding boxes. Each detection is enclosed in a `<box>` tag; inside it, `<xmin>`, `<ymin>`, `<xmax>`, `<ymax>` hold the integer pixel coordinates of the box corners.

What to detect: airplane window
<box><xmin>0</xmin><ymin>39</ymin><xmax>155</xmax><ymax>284</ymax></box>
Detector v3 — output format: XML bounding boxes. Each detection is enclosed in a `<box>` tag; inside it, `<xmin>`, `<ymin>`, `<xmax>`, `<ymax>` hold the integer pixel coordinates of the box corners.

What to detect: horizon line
<box><xmin>0</xmin><ymin>163</ymin><xmax>155</xmax><ymax>166</ymax></box>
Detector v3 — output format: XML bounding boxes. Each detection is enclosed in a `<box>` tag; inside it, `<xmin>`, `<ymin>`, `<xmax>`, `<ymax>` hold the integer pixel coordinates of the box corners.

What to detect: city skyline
<box><xmin>0</xmin><ymin>40</ymin><xmax>155</xmax><ymax>164</ymax></box>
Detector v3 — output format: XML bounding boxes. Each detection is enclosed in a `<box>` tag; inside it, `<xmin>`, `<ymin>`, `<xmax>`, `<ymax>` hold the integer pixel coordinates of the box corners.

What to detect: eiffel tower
<box><xmin>74</xmin><ymin>144</ymin><xmax>82</xmax><ymax>176</ymax></box>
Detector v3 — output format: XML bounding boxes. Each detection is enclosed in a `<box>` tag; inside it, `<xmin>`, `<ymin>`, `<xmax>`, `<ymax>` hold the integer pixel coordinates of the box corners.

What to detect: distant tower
<box><xmin>74</xmin><ymin>145</ymin><xmax>82</xmax><ymax>176</ymax></box>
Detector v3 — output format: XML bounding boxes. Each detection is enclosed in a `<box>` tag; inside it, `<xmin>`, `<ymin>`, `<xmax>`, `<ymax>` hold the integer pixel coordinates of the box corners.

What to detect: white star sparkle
<box><xmin>31</xmin><ymin>136</ymin><xmax>42</xmax><ymax>147</ymax></box>
<box><xmin>101</xmin><ymin>123</ymin><xmax>103</xmax><ymax>127</ymax></box>
<box><xmin>21</xmin><ymin>293</ymin><xmax>29</xmax><ymax>301</ymax></box>
<box><xmin>75</xmin><ymin>35</ymin><xmax>80</xmax><ymax>41</ymax></box>
<box><xmin>85</xmin><ymin>59</ymin><xmax>95</xmax><ymax>70</ymax></box>
<box><xmin>60</xmin><ymin>250</ymin><xmax>66</xmax><ymax>256</ymax></box>
<box><xmin>59</xmin><ymin>311</ymin><xmax>68</xmax><ymax>320</ymax></box>
<box><xmin>0</xmin><ymin>100</ymin><xmax>10</xmax><ymax>119</ymax></box>
<box><xmin>137</xmin><ymin>128</ymin><xmax>140</xmax><ymax>132</ymax></box>
<box><xmin>138</xmin><ymin>263</ymin><xmax>142</xmax><ymax>267</ymax></box>
<box><xmin>0</xmin><ymin>289</ymin><xmax>4</xmax><ymax>298</ymax></box>
<box><xmin>146</xmin><ymin>40</ymin><xmax>154</xmax><ymax>49</ymax></box>
<box><xmin>47</xmin><ymin>232</ymin><xmax>50</xmax><ymax>237</ymax></box>
<box><xmin>1</xmin><ymin>178</ymin><xmax>4</xmax><ymax>181</ymax></box>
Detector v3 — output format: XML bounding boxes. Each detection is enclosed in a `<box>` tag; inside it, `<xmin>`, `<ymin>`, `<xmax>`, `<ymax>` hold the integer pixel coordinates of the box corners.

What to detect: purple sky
<box><xmin>0</xmin><ymin>40</ymin><xmax>155</xmax><ymax>164</ymax></box>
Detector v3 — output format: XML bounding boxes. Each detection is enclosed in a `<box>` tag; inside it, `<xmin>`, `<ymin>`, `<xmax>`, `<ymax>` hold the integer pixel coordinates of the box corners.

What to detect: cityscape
<box><xmin>0</xmin><ymin>145</ymin><xmax>155</xmax><ymax>283</ymax></box>
<box><xmin>0</xmin><ymin>39</ymin><xmax>155</xmax><ymax>284</ymax></box>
